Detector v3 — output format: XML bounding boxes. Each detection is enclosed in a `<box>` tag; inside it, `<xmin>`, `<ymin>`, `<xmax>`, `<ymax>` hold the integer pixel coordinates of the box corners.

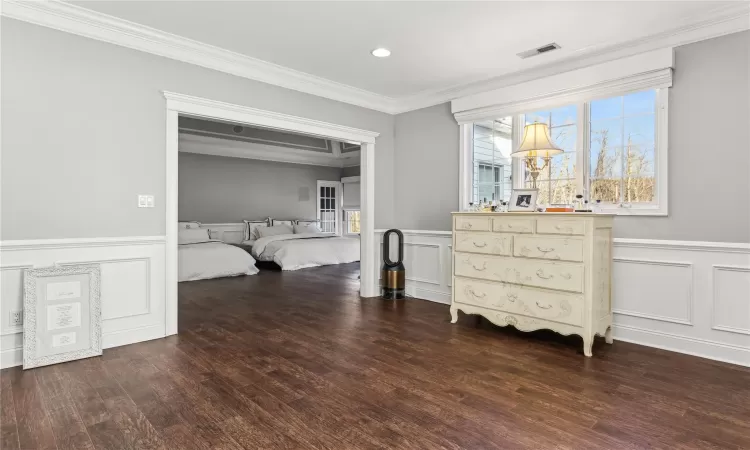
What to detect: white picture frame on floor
<box><xmin>22</xmin><ymin>264</ymin><xmax>102</xmax><ymax>369</ymax></box>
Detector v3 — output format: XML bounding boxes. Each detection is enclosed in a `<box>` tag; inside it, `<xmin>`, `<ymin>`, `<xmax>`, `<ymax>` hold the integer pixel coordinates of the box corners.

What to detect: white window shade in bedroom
<box><xmin>342</xmin><ymin>181</ymin><xmax>361</xmax><ymax>209</ymax></box>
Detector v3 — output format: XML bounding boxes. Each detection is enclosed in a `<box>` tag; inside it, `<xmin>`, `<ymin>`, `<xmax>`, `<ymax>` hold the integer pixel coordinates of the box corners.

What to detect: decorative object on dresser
<box><xmin>509</xmin><ymin>188</ymin><xmax>538</xmax><ymax>212</ymax></box>
<box><xmin>511</xmin><ymin>122</ymin><xmax>563</xmax><ymax>189</ymax></box>
<box><xmin>451</xmin><ymin>212</ymin><xmax>614</xmax><ymax>356</ymax></box>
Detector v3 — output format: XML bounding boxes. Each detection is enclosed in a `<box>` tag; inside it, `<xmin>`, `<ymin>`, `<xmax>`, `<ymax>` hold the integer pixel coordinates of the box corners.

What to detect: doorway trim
<box><xmin>163</xmin><ymin>92</ymin><xmax>380</xmax><ymax>335</ymax></box>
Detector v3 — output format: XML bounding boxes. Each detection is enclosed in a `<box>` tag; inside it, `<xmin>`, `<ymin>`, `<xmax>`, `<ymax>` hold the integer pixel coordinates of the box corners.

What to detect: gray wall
<box><xmin>391</xmin><ymin>31</ymin><xmax>750</xmax><ymax>243</ymax></box>
<box><xmin>341</xmin><ymin>166</ymin><xmax>361</xmax><ymax>177</ymax></box>
<box><xmin>178</xmin><ymin>153</ymin><xmax>341</xmax><ymax>223</ymax></box>
<box><xmin>394</xmin><ymin>102</ymin><xmax>460</xmax><ymax>230</ymax></box>
<box><xmin>1</xmin><ymin>18</ymin><xmax>395</xmax><ymax>240</ymax></box>
<box><xmin>614</xmin><ymin>31</ymin><xmax>749</xmax><ymax>242</ymax></box>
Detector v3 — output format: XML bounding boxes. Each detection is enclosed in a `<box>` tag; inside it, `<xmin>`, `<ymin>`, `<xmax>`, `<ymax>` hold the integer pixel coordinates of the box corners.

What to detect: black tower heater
<box><xmin>381</xmin><ymin>229</ymin><xmax>405</xmax><ymax>299</ymax></box>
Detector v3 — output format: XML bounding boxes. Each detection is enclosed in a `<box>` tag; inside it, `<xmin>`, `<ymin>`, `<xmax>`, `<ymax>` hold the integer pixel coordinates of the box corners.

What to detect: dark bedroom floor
<box><xmin>2</xmin><ymin>263</ymin><xmax>750</xmax><ymax>449</ymax></box>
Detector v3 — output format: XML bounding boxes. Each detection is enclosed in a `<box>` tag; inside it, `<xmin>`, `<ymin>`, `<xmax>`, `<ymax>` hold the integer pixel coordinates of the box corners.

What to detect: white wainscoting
<box><xmin>374</xmin><ymin>231</ymin><xmax>750</xmax><ymax>366</ymax></box>
<box><xmin>0</xmin><ymin>236</ymin><xmax>166</xmax><ymax>369</ymax></box>
<box><xmin>374</xmin><ymin>230</ymin><xmax>453</xmax><ymax>304</ymax></box>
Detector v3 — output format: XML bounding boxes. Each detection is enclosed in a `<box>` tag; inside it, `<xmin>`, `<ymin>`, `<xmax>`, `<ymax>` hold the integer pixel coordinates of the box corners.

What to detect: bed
<box><xmin>239</xmin><ymin>218</ymin><xmax>359</xmax><ymax>270</ymax></box>
<box><xmin>178</xmin><ymin>223</ymin><xmax>258</xmax><ymax>282</ymax></box>
<box><xmin>250</xmin><ymin>233</ymin><xmax>360</xmax><ymax>271</ymax></box>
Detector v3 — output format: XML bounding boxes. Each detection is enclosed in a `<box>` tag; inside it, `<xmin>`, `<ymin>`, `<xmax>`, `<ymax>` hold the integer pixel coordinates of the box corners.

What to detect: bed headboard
<box><xmin>200</xmin><ymin>223</ymin><xmax>244</xmax><ymax>244</ymax></box>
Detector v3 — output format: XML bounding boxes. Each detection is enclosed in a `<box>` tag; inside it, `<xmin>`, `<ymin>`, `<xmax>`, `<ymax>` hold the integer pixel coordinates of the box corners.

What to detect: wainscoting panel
<box><xmin>0</xmin><ymin>236</ymin><xmax>166</xmax><ymax>368</ymax></box>
<box><xmin>711</xmin><ymin>265</ymin><xmax>750</xmax><ymax>335</ymax></box>
<box><xmin>373</xmin><ymin>231</ymin><xmax>750</xmax><ymax>366</ymax></box>
<box><xmin>612</xmin><ymin>258</ymin><xmax>693</xmax><ymax>325</ymax></box>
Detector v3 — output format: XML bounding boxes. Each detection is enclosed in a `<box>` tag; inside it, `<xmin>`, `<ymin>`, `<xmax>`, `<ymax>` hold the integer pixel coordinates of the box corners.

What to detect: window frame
<box><xmin>316</xmin><ymin>180</ymin><xmax>342</xmax><ymax>235</ymax></box>
<box><xmin>460</xmin><ymin>88</ymin><xmax>669</xmax><ymax>216</ymax></box>
<box><xmin>343</xmin><ymin>209</ymin><xmax>361</xmax><ymax>235</ymax></box>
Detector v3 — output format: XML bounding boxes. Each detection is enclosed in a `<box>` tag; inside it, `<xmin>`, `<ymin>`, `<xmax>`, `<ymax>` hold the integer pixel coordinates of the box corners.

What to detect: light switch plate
<box><xmin>138</xmin><ymin>195</ymin><xmax>155</xmax><ymax>208</ymax></box>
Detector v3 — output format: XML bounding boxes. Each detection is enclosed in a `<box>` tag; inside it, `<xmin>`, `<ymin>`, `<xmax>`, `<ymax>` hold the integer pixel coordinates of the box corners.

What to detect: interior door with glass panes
<box><xmin>317</xmin><ymin>180</ymin><xmax>341</xmax><ymax>234</ymax></box>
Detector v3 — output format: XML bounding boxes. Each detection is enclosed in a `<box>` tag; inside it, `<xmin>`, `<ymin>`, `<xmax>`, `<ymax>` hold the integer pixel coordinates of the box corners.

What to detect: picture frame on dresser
<box><xmin>450</xmin><ymin>212</ymin><xmax>615</xmax><ymax>357</ymax></box>
<box><xmin>508</xmin><ymin>188</ymin><xmax>538</xmax><ymax>212</ymax></box>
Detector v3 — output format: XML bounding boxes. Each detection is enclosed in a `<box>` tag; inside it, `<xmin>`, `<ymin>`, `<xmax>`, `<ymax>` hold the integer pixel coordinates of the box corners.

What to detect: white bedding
<box><xmin>179</xmin><ymin>239</ymin><xmax>258</xmax><ymax>282</ymax></box>
<box><xmin>251</xmin><ymin>233</ymin><xmax>360</xmax><ymax>270</ymax></box>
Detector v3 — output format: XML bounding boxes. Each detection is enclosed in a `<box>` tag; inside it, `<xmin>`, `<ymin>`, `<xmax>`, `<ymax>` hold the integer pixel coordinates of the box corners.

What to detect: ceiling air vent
<box><xmin>517</xmin><ymin>43</ymin><xmax>561</xmax><ymax>59</ymax></box>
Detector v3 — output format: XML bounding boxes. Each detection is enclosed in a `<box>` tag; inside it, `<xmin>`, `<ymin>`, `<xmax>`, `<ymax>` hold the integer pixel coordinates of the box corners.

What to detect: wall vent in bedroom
<box><xmin>516</xmin><ymin>43</ymin><xmax>561</xmax><ymax>59</ymax></box>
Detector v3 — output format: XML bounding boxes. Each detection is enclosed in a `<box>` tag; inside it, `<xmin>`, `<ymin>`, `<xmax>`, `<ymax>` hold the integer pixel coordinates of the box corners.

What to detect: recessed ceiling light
<box><xmin>371</xmin><ymin>48</ymin><xmax>391</xmax><ymax>58</ymax></box>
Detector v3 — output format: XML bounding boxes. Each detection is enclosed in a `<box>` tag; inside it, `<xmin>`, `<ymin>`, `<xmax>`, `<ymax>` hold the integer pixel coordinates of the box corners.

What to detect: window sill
<box><xmin>598</xmin><ymin>206</ymin><xmax>667</xmax><ymax>217</ymax></box>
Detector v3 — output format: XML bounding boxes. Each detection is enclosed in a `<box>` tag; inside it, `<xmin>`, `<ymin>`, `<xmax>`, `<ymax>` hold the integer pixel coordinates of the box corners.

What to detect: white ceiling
<box><xmin>68</xmin><ymin>1</ymin><xmax>741</xmax><ymax>99</ymax></box>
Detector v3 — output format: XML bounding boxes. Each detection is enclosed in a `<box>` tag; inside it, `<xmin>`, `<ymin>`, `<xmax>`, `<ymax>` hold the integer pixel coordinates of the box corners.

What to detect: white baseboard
<box><xmin>614</xmin><ymin>324</ymin><xmax>750</xmax><ymax>367</ymax></box>
<box><xmin>373</xmin><ymin>230</ymin><xmax>750</xmax><ymax>367</ymax></box>
<box><xmin>0</xmin><ymin>236</ymin><xmax>167</xmax><ymax>369</ymax></box>
<box><xmin>406</xmin><ymin>286</ymin><xmax>452</xmax><ymax>305</ymax></box>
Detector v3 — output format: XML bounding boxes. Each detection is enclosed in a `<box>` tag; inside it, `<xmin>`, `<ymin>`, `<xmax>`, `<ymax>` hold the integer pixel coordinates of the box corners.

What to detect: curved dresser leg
<box><xmin>583</xmin><ymin>335</ymin><xmax>594</xmax><ymax>357</ymax></box>
<box><xmin>450</xmin><ymin>306</ymin><xmax>458</xmax><ymax>324</ymax></box>
<box><xmin>605</xmin><ymin>326</ymin><xmax>613</xmax><ymax>344</ymax></box>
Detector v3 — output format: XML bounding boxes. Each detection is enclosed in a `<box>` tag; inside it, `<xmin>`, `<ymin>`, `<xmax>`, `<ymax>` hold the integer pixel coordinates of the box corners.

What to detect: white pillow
<box><xmin>178</xmin><ymin>221</ymin><xmax>201</xmax><ymax>229</ymax></box>
<box><xmin>178</xmin><ymin>227</ymin><xmax>209</xmax><ymax>244</ymax></box>
<box><xmin>243</xmin><ymin>220</ymin><xmax>268</xmax><ymax>241</ymax></box>
<box><xmin>293</xmin><ymin>223</ymin><xmax>321</xmax><ymax>234</ymax></box>
<box><xmin>257</xmin><ymin>224</ymin><xmax>293</xmax><ymax>238</ymax></box>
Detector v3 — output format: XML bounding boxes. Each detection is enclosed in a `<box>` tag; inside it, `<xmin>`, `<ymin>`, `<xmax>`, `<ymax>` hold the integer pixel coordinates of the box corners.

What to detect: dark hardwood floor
<box><xmin>3</xmin><ymin>263</ymin><xmax>750</xmax><ymax>449</ymax></box>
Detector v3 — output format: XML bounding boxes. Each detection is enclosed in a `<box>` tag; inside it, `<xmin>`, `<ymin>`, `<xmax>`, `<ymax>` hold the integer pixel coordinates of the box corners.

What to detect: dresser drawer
<box><xmin>454</xmin><ymin>277</ymin><xmax>584</xmax><ymax>327</ymax></box>
<box><xmin>455</xmin><ymin>232</ymin><xmax>511</xmax><ymax>256</ymax></box>
<box><xmin>514</xmin><ymin>235</ymin><xmax>584</xmax><ymax>262</ymax></box>
<box><xmin>492</xmin><ymin>217</ymin><xmax>534</xmax><ymax>234</ymax></box>
<box><xmin>454</xmin><ymin>216</ymin><xmax>490</xmax><ymax>232</ymax></box>
<box><xmin>454</xmin><ymin>253</ymin><xmax>584</xmax><ymax>293</ymax></box>
<box><xmin>536</xmin><ymin>217</ymin><xmax>586</xmax><ymax>236</ymax></box>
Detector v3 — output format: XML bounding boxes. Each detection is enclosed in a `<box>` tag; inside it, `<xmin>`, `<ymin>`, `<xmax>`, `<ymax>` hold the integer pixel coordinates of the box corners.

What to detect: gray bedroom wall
<box><xmin>178</xmin><ymin>153</ymin><xmax>341</xmax><ymax>223</ymax></box>
<box><xmin>391</xmin><ymin>31</ymin><xmax>750</xmax><ymax>243</ymax></box>
<box><xmin>1</xmin><ymin>18</ymin><xmax>395</xmax><ymax>240</ymax></box>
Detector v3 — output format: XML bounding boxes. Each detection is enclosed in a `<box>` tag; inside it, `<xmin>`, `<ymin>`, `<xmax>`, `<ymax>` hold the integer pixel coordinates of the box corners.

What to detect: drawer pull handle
<box><xmin>536</xmin><ymin>302</ymin><xmax>552</xmax><ymax>310</ymax></box>
<box><xmin>472</xmin><ymin>261</ymin><xmax>488</xmax><ymax>271</ymax></box>
<box><xmin>472</xmin><ymin>241</ymin><xmax>487</xmax><ymax>248</ymax></box>
<box><xmin>537</xmin><ymin>246</ymin><xmax>555</xmax><ymax>253</ymax></box>
<box><xmin>467</xmin><ymin>288</ymin><xmax>486</xmax><ymax>299</ymax></box>
<box><xmin>462</xmin><ymin>223</ymin><xmax>473</xmax><ymax>229</ymax></box>
<box><xmin>554</xmin><ymin>224</ymin><xmax>574</xmax><ymax>233</ymax></box>
<box><xmin>536</xmin><ymin>269</ymin><xmax>554</xmax><ymax>280</ymax></box>
<box><xmin>560</xmin><ymin>272</ymin><xmax>572</xmax><ymax>280</ymax></box>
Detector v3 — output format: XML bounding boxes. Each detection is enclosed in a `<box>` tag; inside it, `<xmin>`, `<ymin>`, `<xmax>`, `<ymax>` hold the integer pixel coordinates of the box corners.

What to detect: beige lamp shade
<box><xmin>512</xmin><ymin>122</ymin><xmax>564</xmax><ymax>158</ymax></box>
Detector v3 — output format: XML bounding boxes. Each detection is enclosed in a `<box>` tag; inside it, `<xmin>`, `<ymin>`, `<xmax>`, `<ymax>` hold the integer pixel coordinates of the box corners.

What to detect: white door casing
<box><xmin>164</xmin><ymin>92</ymin><xmax>380</xmax><ymax>335</ymax></box>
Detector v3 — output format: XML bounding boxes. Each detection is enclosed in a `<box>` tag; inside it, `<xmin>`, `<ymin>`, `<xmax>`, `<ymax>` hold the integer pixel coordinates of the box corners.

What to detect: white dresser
<box><xmin>450</xmin><ymin>212</ymin><xmax>614</xmax><ymax>356</ymax></box>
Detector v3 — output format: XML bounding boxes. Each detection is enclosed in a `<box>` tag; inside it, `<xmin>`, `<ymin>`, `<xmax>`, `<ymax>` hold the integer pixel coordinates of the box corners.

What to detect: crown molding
<box><xmin>3</xmin><ymin>0</ymin><xmax>748</xmax><ymax>116</ymax></box>
<box><xmin>1</xmin><ymin>0</ymin><xmax>399</xmax><ymax>113</ymax></box>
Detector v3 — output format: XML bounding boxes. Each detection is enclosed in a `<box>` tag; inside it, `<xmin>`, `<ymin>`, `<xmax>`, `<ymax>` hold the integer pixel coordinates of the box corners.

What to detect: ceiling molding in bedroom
<box><xmin>3</xmin><ymin>0</ymin><xmax>748</xmax><ymax>115</ymax></box>
<box><xmin>179</xmin><ymin>134</ymin><xmax>361</xmax><ymax>168</ymax></box>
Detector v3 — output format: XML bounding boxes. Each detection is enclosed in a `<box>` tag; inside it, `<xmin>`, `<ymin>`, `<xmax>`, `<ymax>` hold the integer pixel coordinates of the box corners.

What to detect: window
<box><xmin>345</xmin><ymin>210</ymin><xmax>360</xmax><ymax>234</ymax></box>
<box><xmin>317</xmin><ymin>181</ymin><xmax>341</xmax><ymax>234</ymax></box>
<box><xmin>524</xmin><ymin>105</ymin><xmax>578</xmax><ymax>204</ymax></box>
<box><xmin>471</xmin><ymin>119</ymin><xmax>512</xmax><ymax>204</ymax></box>
<box><xmin>466</xmin><ymin>88</ymin><xmax>666</xmax><ymax>215</ymax></box>
<box><xmin>590</xmin><ymin>90</ymin><xmax>656</xmax><ymax>206</ymax></box>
